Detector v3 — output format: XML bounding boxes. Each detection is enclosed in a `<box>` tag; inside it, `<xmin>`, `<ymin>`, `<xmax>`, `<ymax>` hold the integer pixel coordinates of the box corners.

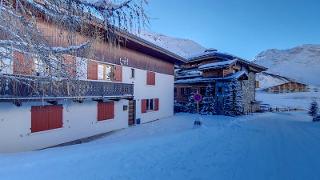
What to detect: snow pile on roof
<box><xmin>175</xmin><ymin>71</ymin><xmax>247</xmax><ymax>84</ymax></box>
<box><xmin>198</xmin><ymin>60</ymin><xmax>237</xmax><ymax>70</ymax></box>
<box><xmin>137</xmin><ymin>31</ymin><xmax>206</xmax><ymax>59</ymax></box>
<box><xmin>188</xmin><ymin>50</ymin><xmax>235</xmax><ymax>62</ymax></box>
<box><xmin>176</xmin><ymin>69</ymin><xmax>202</xmax><ymax>79</ymax></box>
<box><xmin>256</xmin><ymin>72</ymin><xmax>292</xmax><ymax>89</ymax></box>
<box><xmin>254</xmin><ymin>44</ymin><xmax>320</xmax><ymax>86</ymax></box>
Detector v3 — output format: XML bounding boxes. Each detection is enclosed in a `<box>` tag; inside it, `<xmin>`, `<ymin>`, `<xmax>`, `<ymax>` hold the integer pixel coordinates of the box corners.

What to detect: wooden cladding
<box><xmin>31</xmin><ymin>105</ymin><xmax>63</xmax><ymax>133</ymax></box>
<box><xmin>36</xmin><ymin>21</ymin><xmax>174</xmax><ymax>75</ymax></box>
<box><xmin>147</xmin><ymin>71</ymin><xmax>155</xmax><ymax>85</ymax></box>
<box><xmin>97</xmin><ymin>101</ymin><xmax>115</xmax><ymax>121</ymax></box>
<box><xmin>13</xmin><ymin>51</ymin><xmax>34</xmax><ymax>75</ymax></box>
<box><xmin>87</xmin><ymin>61</ymin><xmax>98</xmax><ymax>80</ymax></box>
<box><xmin>114</xmin><ymin>65</ymin><xmax>122</xmax><ymax>82</ymax></box>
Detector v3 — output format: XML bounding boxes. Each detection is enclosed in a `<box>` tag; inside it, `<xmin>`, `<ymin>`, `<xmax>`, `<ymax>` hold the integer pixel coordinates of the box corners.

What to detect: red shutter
<box><xmin>13</xmin><ymin>51</ymin><xmax>34</xmax><ymax>75</ymax></box>
<box><xmin>97</xmin><ymin>102</ymin><xmax>115</xmax><ymax>121</ymax></box>
<box><xmin>114</xmin><ymin>65</ymin><xmax>122</xmax><ymax>82</ymax></box>
<box><xmin>31</xmin><ymin>105</ymin><xmax>63</xmax><ymax>133</ymax></box>
<box><xmin>154</xmin><ymin>98</ymin><xmax>159</xmax><ymax>111</ymax></box>
<box><xmin>147</xmin><ymin>71</ymin><xmax>155</xmax><ymax>85</ymax></box>
<box><xmin>31</xmin><ymin>106</ymin><xmax>48</xmax><ymax>133</ymax></box>
<box><xmin>48</xmin><ymin>106</ymin><xmax>63</xmax><ymax>129</ymax></box>
<box><xmin>141</xmin><ymin>99</ymin><xmax>147</xmax><ymax>113</ymax></box>
<box><xmin>63</xmin><ymin>54</ymin><xmax>76</xmax><ymax>78</ymax></box>
<box><xmin>87</xmin><ymin>60</ymin><xmax>98</xmax><ymax>80</ymax></box>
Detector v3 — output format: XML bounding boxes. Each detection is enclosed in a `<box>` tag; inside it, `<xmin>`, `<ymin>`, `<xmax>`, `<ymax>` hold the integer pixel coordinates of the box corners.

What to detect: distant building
<box><xmin>256</xmin><ymin>72</ymin><xmax>308</xmax><ymax>93</ymax></box>
<box><xmin>175</xmin><ymin>49</ymin><xmax>267</xmax><ymax>115</ymax></box>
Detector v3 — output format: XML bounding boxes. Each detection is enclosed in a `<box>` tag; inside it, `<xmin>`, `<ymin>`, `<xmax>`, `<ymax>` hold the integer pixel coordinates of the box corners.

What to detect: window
<box><xmin>31</xmin><ymin>105</ymin><xmax>63</xmax><ymax>133</ymax></box>
<box><xmin>130</xmin><ymin>68</ymin><xmax>135</xmax><ymax>79</ymax></box>
<box><xmin>97</xmin><ymin>102</ymin><xmax>115</xmax><ymax>121</ymax></box>
<box><xmin>141</xmin><ymin>98</ymin><xmax>159</xmax><ymax>113</ymax></box>
<box><xmin>146</xmin><ymin>71</ymin><xmax>155</xmax><ymax>85</ymax></box>
<box><xmin>98</xmin><ymin>64</ymin><xmax>113</xmax><ymax>81</ymax></box>
<box><xmin>146</xmin><ymin>99</ymin><xmax>154</xmax><ymax>111</ymax></box>
<box><xmin>186</xmin><ymin>88</ymin><xmax>192</xmax><ymax>95</ymax></box>
<box><xmin>180</xmin><ymin>88</ymin><xmax>185</xmax><ymax>95</ymax></box>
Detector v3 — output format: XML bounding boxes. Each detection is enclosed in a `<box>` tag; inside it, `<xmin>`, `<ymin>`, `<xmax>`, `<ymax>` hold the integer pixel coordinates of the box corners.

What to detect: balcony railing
<box><xmin>0</xmin><ymin>74</ymin><xmax>134</xmax><ymax>101</ymax></box>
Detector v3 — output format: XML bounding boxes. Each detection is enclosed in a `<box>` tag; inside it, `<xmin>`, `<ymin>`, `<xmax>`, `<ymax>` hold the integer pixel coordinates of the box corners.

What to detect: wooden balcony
<box><xmin>0</xmin><ymin>74</ymin><xmax>134</xmax><ymax>102</ymax></box>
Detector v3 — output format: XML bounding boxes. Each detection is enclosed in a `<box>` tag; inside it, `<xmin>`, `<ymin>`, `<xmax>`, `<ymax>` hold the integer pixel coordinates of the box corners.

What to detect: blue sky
<box><xmin>146</xmin><ymin>0</ymin><xmax>320</xmax><ymax>59</ymax></box>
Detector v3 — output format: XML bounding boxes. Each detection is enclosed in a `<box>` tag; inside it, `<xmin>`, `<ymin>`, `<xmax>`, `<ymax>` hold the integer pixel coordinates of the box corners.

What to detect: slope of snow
<box><xmin>137</xmin><ymin>31</ymin><xmax>206</xmax><ymax>58</ymax></box>
<box><xmin>256</xmin><ymin>72</ymin><xmax>292</xmax><ymax>89</ymax></box>
<box><xmin>254</xmin><ymin>44</ymin><xmax>320</xmax><ymax>86</ymax></box>
<box><xmin>1</xmin><ymin>112</ymin><xmax>320</xmax><ymax>180</ymax></box>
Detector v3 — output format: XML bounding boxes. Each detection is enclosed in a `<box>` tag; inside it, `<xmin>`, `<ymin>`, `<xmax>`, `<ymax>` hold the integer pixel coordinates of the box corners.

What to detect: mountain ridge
<box><xmin>254</xmin><ymin>44</ymin><xmax>320</xmax><ymax>86</ymax></box>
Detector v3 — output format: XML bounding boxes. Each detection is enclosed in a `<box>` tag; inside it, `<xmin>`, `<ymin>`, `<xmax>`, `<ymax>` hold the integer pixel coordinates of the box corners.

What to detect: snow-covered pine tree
<box><xmin>186</xmin><ymin>91</ymin><xmax>197</xmax><ymax>113</ymax></box>
<box><xmin>223</xmin><ymin>80</ymin><xmax>244</xmax><ymax>116</ymax></box>
<box><xmin>200</xmin><ymin>84</ymin><xmax>216</xmax><ymax>115</ymax></box>
<box><xmin>309</xmin><ymin>101</ymin><xmax>318</xmax><ymax>120</ymax></box>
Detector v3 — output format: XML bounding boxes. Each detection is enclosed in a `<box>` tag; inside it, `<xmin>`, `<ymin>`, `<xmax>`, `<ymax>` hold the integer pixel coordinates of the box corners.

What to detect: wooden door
<box><xmin>128</xmin><ymin>100</ymin><xmax>136</xmax><ymax>126</ymax></box>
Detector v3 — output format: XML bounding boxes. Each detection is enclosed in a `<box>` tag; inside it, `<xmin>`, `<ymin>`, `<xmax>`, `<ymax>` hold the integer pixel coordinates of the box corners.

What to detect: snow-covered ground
<box><xmin>1</xmin><ymin>112</ymin><xmax>320</xmax><ymax>180</ymax></box>
<box><xmin>256</xmin><ymin>90</ymin><xmax>320</xmax><ymax>110</ymax></box>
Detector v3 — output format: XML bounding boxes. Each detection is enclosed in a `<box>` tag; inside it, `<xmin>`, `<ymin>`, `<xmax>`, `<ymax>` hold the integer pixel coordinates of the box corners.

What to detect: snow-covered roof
<box><xmin>198</xmin><ymin>60</ymin><xmax>237</xmax><ymax>70</ymax></box>
<box><xmin>187</xmin><ymin>49</ymin><xmax>267</xmax><ymax>72</ymax></box>
<box><xmin>175</xmin><ymin>69</ymin><xmax>202</xmax><ymax>79</ymax></box>
<box><xmin>175</xmin><ymin>71</ymin><xmax>248</xmax><ymax>84</ymax></box>
<box><xmin>188</xmin><ymin>51</ymin><xmax>234</xmax><ymax>62</ymax></box>
<box><xmin>257</xmin><ymin>72</ymin><xmax>307</xmax><ymax>90</ymax></box>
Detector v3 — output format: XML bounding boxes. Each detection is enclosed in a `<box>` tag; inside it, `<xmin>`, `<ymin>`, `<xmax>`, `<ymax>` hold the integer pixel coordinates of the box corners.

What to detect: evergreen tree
<box><xmin>223</xmin><ymin>80</ymin><xmax>244</xmax><ymax>116</ymax></box>
<box><xmin>186</xmin><ymin>91</ymin><xmax>197</xmax><ymax>113</ymax></box>
<box><xmin>309</xmin><ymin>101</ymin><xmax>318</xmax><ymax>120</ymax></box>
<box><xmin>200</xmin><ymin>84</ymin><xmax>216</xmax><ymax>115</ymax></box>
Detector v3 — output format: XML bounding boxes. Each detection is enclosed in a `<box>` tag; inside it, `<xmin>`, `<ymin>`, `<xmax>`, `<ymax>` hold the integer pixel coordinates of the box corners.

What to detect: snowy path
<box><xmin>0</xmin><ymin>112</ymin><xmax>320</xmax><ymax>180</ymax></box>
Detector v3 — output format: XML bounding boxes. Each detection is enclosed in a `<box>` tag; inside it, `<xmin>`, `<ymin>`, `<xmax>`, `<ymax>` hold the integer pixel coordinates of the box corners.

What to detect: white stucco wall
<box><xmin>122</xmin><ymin>66</ymin><xmax>174</xmax><ymax>123</ymax></box>
<box><xmin>0</xmin><ymin>100</ymin><xmax>128</xmax><ymax>153</ymax></box>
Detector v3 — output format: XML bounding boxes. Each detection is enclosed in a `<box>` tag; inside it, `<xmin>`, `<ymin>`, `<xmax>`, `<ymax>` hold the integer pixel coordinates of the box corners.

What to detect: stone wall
<box><xmin>241</xmin><ymin>72</ymin><xmax>256</xmax><ymax>113</ymax></box>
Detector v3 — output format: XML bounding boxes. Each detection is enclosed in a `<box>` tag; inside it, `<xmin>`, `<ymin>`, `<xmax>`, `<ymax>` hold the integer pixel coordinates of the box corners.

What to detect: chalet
<box><xmin>0</xmin><ymin>2</ymin><xmax>185</xmax><ymax>152</ymax></box>
<box><xmin>256</xmin><ymin>72</ymin><xmax>308</xmax><ymax>93</ymax></box>
<box><xmin>175</xmin><ymin>49</ymin><xmax>267</xmax><ymax>115</ymax></box>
